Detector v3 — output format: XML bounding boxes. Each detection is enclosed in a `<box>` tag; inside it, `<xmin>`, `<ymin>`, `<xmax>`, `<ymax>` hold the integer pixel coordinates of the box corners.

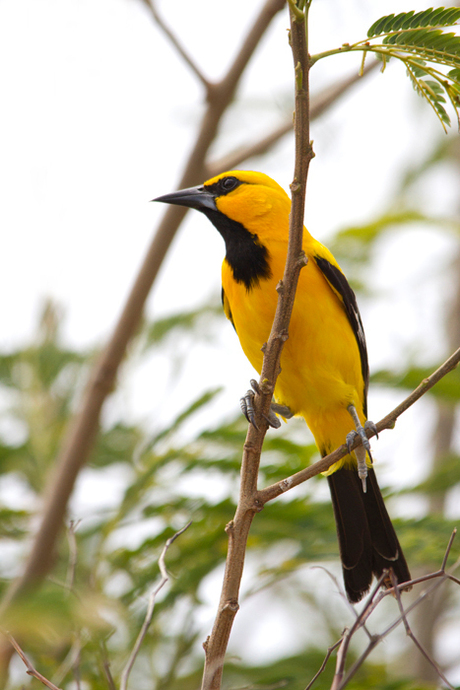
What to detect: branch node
<box><xmin>295</xmin><ymin>61</ymin><xmax>303</xmax><ymax>89</ymax></box>
<box><xmin>259</xmin><ymin>378</ymin><xmax>273</xmax><ymax>395</ymax></box>
<box><xmin>225</xmin><ymin>520</ymin><xmax>235</xmax><ymax>536</ymax></box>
<box><xmin>276</xmin><ymin>279</ymin><xmax>284</xmax><ymax>294</ymax></box>
<box><xmin>277</xmin><ymin>329</ymin><xmax>289</xmax><ymax>343</ymax></box>
<box><xmin>223</xmin><ymin>599</ymin><xmax>239</xmax><ymax>614</ymax></box>
<box><xmin>253</xmin><ymin>498</ymin><xmax>264</xmax><ymax>513</ymax></box>
<box><xmin>298</xmin><ymin>251</ymin><xmax>308</xmax><ymax>268</ymax></box>
<box><xmin>290</xmin><ymin>178</ymin><xmax>301</xmax><ymax>194</ymax></box>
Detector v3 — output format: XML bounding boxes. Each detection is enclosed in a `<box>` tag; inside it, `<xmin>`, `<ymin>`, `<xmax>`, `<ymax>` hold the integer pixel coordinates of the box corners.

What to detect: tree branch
<box><xmin>140</xmin><ymin>0</ymin><xmax>212</xmax><ymax>90</ymax></box>
<box><xmin>119</xmin><ymin>522</ymin><xmax>191</xmax><ymax>690</ymax></box>
<box><xmin>207</xmin><ymin>59</ymin><xmax>379</xmax><ymax>176</ymax></box>
<box><xmin>328</xmin><ymin>532</ymin><xmax>460</xmax><ymax>690</ymax></box>
<box><xmin>200</xmin><ymin>4</ymin><xmax>313</xmax><ymax>689</ymax></box>
<box><xmin>2</xmin><ymin>633</ymin><xmax>62</xmax><ymax>690</ymax></box>
<box><xmin>258</xmin><ymin>344</ymin><xmax>460</xmax><ymax>504</ymax></box>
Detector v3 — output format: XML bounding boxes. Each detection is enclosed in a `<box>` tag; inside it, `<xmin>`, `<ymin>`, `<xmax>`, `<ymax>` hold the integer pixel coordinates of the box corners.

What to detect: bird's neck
<box><xmin>203</xmin><ymin>208</ymin><xmax>272</xmax><ymax>291</ymax></box>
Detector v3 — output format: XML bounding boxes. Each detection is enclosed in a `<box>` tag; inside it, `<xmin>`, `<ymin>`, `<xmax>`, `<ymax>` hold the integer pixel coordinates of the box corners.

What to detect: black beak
<box><xmin>152</xmin><ymin>185</ymin><xmax>217</xmax><ymax>212</ymax></box>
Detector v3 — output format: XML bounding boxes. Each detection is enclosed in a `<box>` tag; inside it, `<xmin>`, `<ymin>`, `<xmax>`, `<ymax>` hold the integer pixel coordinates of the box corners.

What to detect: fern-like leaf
<box><xmin>368</xmin><ymin>7</ymin><xmax>460</xmax><ymax>38</ymax></box>
<box><xmin>406</xmin><ymin>62</ymin><xmax>451</xmax><ymax>129</ymax></box>
<box><xmin>382</xmin><ymin>27</ymin><xmax>460</xmax><ymax>62</ymax></box>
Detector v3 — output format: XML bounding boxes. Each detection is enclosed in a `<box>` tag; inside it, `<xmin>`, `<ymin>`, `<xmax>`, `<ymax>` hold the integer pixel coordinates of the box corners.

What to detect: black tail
<box><xmin>327</xmin><ymin>467</ymin><xmax>411</xmax><ymax>603</ymax></box>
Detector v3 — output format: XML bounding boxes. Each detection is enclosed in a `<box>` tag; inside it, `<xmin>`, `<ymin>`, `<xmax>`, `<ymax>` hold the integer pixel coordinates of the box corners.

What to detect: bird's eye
<box><xmin>220</xmin><ymin>177</ymin><xmax>239</xmax><ymax>193</ymax></box>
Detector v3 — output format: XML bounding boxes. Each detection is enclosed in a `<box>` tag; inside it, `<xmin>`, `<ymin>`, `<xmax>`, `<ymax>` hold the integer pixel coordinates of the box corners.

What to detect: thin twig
<box><xmin>51</xmin><ymin>634</ymin><xmax>86</xmax><ymax>688</ymax></box>
<box><xmin>304</xmin><ymin>638</ymin><xmax>342</xmax><ymax>690</ymax></box>
<box><xmin>65</xmin><ymin>520</ymin><xmax>80</xmax><ymax>592</ymax></box>
<box><xmin>391</xmin><ymin>571</ymin><xmax>455</xmax><ymax>690</ymax></box>
<box><xmin>119</xmin><ymin>521</ymin><xmax>192</xmax><ymax>690</ymax></box>
<box><xmin>141</xmin><ymin>0</ymin><xmax>212</xmax><ymax>90</ymax></box>
<box><xmin>331</xmin><ymin>573</ymin><xmax>386</xmax><ymax>690</ymax></box>
<box><xmin>258</xmin><ymin>344</ymin><xmax>460</xmax><ymax>504</ymax></box>
<box><xmin>442</xmin><ymin>528</ymin><xmax>457</xmax><ymax>570</ymax></box>
<box><xmin>99</xmin><ymin>639</ymin><xmax>117</xmax><ymax>690</ymax></box>
<box><xmin>207</xmin><ymin>59</ymin><xmax>379</xmax><ymax>176</ymax></box>
<box><xmin>200</xmin><ymin>4</ymin><xmax>312</xmax><ymax>689</ymax></box>
<box><xmin>4</xmin><ymin>633</ymin><xmax>62</xmax><ymax>690</ymax></box>
<box><xmin>333</xmin><ymin>535</ymin><xmax>460</xmax><ymax>690</ymax></box>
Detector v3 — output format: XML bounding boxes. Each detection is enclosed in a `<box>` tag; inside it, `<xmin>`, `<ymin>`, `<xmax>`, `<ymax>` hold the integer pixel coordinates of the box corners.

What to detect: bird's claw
<box><xmin>346</xmin><ymin>429</ymin><xmax>359</xmax><ymax>455</ymax></box>
<box><xmin>346</xmin><ymin>404</ymin><xmax>378</xmax><ymax>494</ymax></box>
<box><xmin>263</xmin><ymin>402</ymin><xmax>293</xmax><ymax>429</ymax></box>
<box><xmin>270</xmin><ymin>402</ymin><xmax>294</xmax><ymax>420</ymax></box>
<box><xmin>364</xmin><ymin>419</ymin><xmax>379</xmax><ymax>440</ymax></box>
<box><xmin>240</xmin><ymin>385</ymin><xmax>259</xmax><ymax>430</ymax></box>
<box><xmin>346</xmin><ymin>427</ymin><xmax>371</xmax><ymax>455</ymax></box>
<box><xmin>240</xmin><ymin>381</ymin><xmax>292</xmax><ymax>430</ymax></box>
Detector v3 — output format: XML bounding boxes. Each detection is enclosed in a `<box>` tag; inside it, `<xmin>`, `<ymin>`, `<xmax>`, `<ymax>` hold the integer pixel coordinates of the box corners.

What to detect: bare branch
<box><xmin>258</xmin><ymin>344</ymin><xmax>460</xmax><ymax>504</ymax></box>
<box><xmin>65</xmin><ymin>520</ymin><xmax>80</xmax><ymax>592</ymax></box>
<box><xmin>3</xmin><ymin>633</ymin><xmax>62</xmax><ymax>690</ymax></box>
<box><xmin>140</xmin><ymin>0</ymin><xmax>211</xmax><ymax>90</ymax></box>
<box><xmin>305</xmin><ymin>638</ymin><xmax>342</xmax><ymax>690</ymax></box>
<box><xmin>391</xmin><ymin>571</ymin><xmax>455</xmax><ymax>690</ymax></box>
<box><xmin>331</xmin><ymin>535</ymin><xmax>460</xmax><ymax>690</ymax></box>
<box><xmin>51</xmin><ymin>635</ymin><xmax>86</xmax><ymax>689</ymax></box>
<box><xmin>331</xmin><ymin>573</ymin><xmax>385</xmax><ymax>690</ymax></box>
<box><xmin>119</xmin><ymin>521</ymin><xmax>191</xmax><ymax>690</ymax></box>
<box><xmin>207</xmin><ymin>59</ymin><xmax>379</xmax><ymax>176</ymax></box>
<box><xmin>201</xmin><ymin>4</ymin><xmax>313</xmax><ymax>689</ymax></box>
<box><xmin>99</xmin><ymin>640</ymin><xmax>117</xmax><ymax>690</ymax></box>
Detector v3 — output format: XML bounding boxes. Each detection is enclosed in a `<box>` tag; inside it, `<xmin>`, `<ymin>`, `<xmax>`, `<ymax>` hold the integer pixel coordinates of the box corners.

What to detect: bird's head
<box><xmin>153</xmin><ymin>170</ymin><xmax>291</xmax><ymax>239</ymax></box>
<box><xmin>154</xmin><ymin>171</ymin><xmax>292</xmax><ymax>289</ymax></box>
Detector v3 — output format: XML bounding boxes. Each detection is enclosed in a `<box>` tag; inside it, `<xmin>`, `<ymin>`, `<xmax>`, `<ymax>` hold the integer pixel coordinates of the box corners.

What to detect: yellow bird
<box><xmin>154</xmin><ymin>170</ymin><xmax>410</xmax><ymax>603</ymax></box>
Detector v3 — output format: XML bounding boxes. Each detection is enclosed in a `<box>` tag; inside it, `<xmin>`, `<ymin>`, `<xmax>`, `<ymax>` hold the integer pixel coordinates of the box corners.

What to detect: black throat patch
<box><xmin>202</xmin><ymin>208</ymin><xmax>272</xmax><ymax>291</ymax></box>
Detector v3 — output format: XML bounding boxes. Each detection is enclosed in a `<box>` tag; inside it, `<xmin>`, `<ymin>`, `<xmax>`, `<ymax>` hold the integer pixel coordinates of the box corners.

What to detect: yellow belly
<box><xmin>222</xmin><ymin>247</ymin><xmax>366</xmax><ymax>470</ymax></box>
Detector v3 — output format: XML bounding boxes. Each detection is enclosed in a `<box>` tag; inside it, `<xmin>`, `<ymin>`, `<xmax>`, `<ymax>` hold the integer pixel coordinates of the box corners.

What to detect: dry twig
<box><xmin>3</xmin><ymin>633</ymin><xmax>62</xmax><ymax>690</ymax></box>
<box><xmin>321</xmin><ymin>532</ymin><xmax>460</xmax><ymax>690</ymax></box>
<box><xmin>207</xmin><ymin>59</ymin><xmax>379</xmax><ymax>176</ymax></box>
<box><xmin>119</xmin><ymin>521</ymin><xmax>192</xmax><ymax>690</ymax></box>
<box><xmin>200</xmin><ymin>3</ymin><xmax>313</xmax><ymax>688</ymax></box>
<box><xmin>258</xmin><ymin>344</ymin><xmax>460</xmax><ymax>504</ymax></box>
<box><xmin>391</xmin><ymin>570</ymin><xmax>455</xmax><ymax>690</ymax></box>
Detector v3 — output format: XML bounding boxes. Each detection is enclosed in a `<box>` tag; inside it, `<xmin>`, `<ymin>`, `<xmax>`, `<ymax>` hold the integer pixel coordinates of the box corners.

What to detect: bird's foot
<box><xmin>346</xmin><ymin>404</ymin><xmax>378</xmax><ymax>494</ymax></box>
<box><xmin>364</xmin><ymin>419</ymin><xmax>379</xmax><ymax>440</ymax></box>
<box><xmin>240</xmin><ymin>380</ymin><xmax>292</xmax><ymax>430</ymax></box>
<box><xmin>240</xmin><ymin>380</ymin><xmax>260</xmax><ymax>429</ymax></box>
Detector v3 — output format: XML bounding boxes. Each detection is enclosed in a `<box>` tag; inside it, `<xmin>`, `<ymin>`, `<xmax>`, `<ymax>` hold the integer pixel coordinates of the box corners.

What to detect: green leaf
<box><xmin>142</xmin><ymin>301</ymin><xmax>222</xmax><ymax>350</ymax></box>
<box><xmin>412</xmin><ymin>453</ymin><xmax>460</xmax><ymax>494</ymax></box>
<box><xmin>368</xmin><ymin>7</ymin><xmax>460</xmax><ymax>37</ymax></box>
<box><xmin>405</xmin><ymin>64</ymin><xmax>451</xmax><ymax>129</ymax></box>
<box><xmin>371</xmin><ymin>364</ymin><xmax>460</xmax><ymax>402</ymax></box>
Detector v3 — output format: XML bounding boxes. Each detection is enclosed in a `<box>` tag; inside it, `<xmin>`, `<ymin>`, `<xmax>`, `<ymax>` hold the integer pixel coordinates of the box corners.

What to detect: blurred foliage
<box><xmin>0</xmin><ymin>288</ymin><xmax>458</xmax><ymax>690</ymax></box>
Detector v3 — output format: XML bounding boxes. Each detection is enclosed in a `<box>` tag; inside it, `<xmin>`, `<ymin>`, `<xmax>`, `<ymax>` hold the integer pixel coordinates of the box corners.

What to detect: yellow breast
<box><xmin>222</xmin><ymin>232</ymin><xmax>366</xmax><ymax>461</ymax></box>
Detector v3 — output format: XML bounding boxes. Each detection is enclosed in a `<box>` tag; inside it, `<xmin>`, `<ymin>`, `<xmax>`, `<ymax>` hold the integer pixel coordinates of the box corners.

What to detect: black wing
<box><xmin>314</xmin><ymin>255</ymin><xmax>369</xmax><ymax>412</ymax></box>
<box><xmin>221</xmin><ymin>287</ymin><xmax>236</xmax><ymax>331</ymax></box>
